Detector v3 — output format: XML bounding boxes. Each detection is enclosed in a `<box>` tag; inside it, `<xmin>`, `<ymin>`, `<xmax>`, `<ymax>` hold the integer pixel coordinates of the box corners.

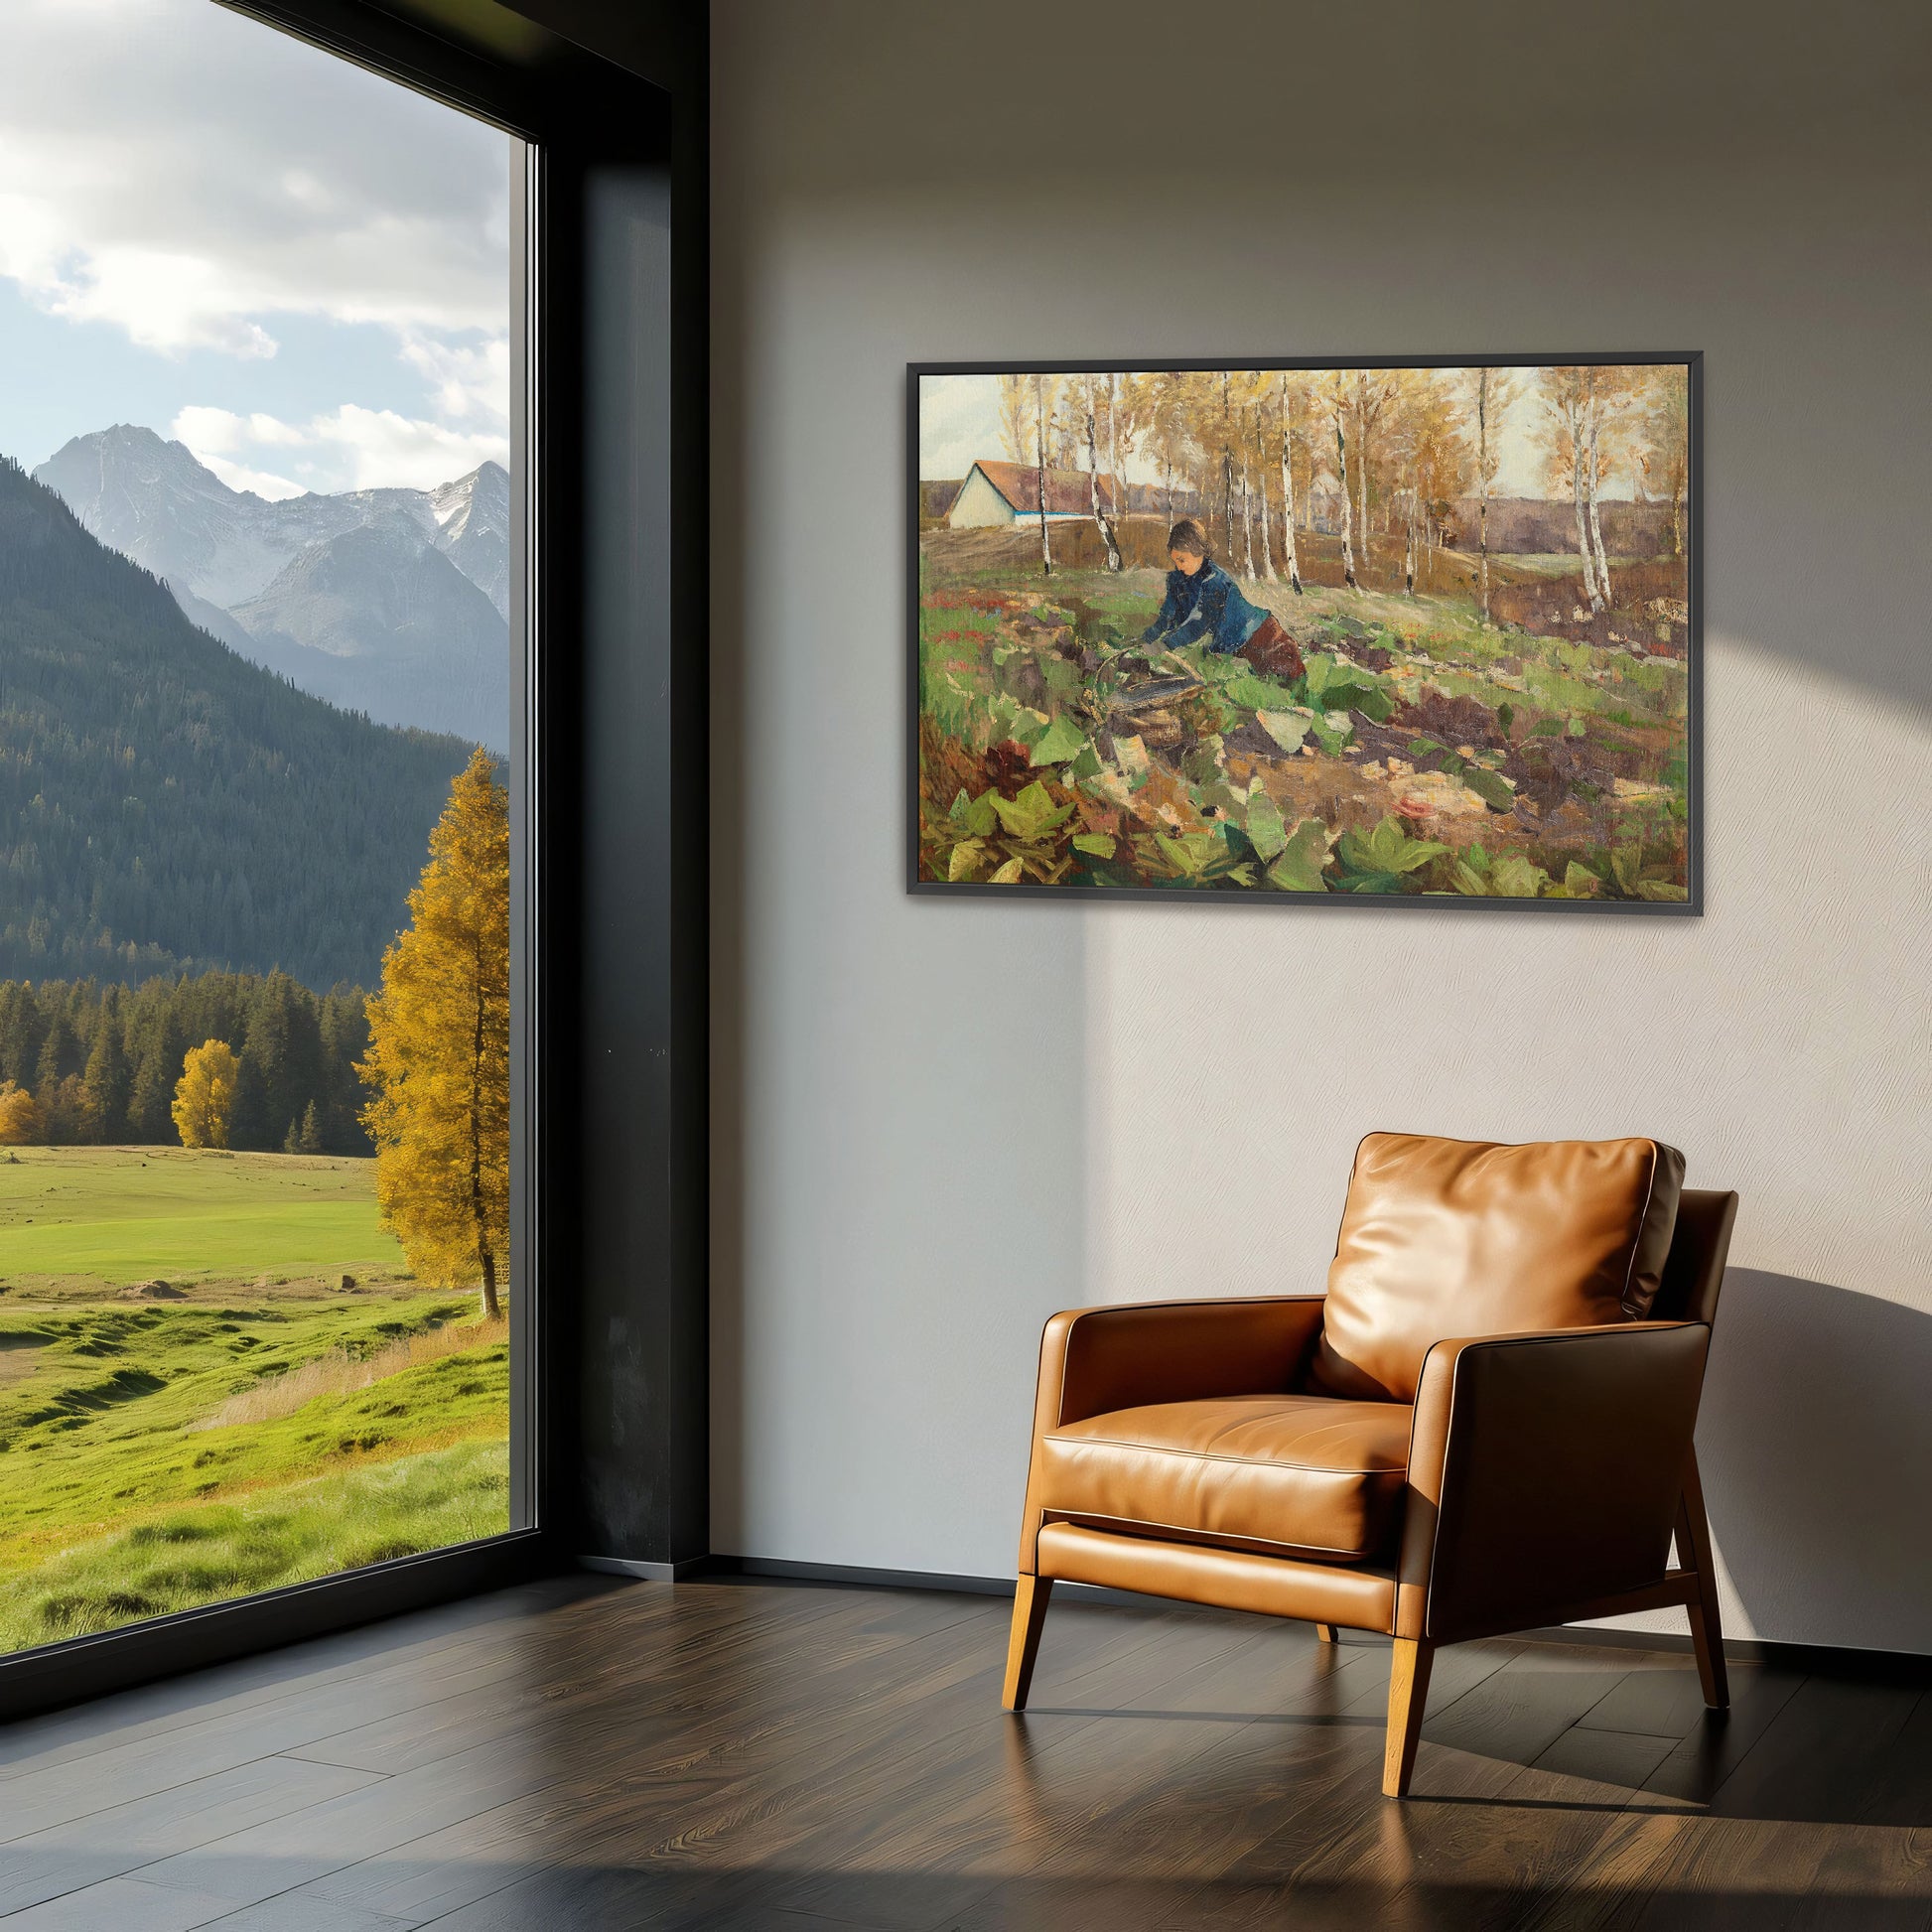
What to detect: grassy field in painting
<box><xmin>0</xmin><ymin>1148</ymin><xmax>508</xmax><ymax>1651</ymax></box>
<box><xmin>917</xmin><ymin>523</ymin><xmax>1690</xmax><ymax>900</ymax></box>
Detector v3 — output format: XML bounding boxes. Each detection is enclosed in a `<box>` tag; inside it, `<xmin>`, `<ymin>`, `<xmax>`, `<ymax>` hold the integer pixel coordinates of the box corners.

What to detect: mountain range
<box><xmin>0</xmin><ymin>456</ymin><xmax>476</xmax><ymax>989</ymax></box>
<box><xmin>34</xmin><ymin>426</ymin><xmax>509</xmax><ymax>750</ymax></box>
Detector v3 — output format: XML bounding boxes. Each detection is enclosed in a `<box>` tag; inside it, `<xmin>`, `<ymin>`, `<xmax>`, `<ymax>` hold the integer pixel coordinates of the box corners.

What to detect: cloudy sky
<box><xmin>0</xmin><ymin>0</ymin><xmax>512</xmax><ymax>496</ymax></box>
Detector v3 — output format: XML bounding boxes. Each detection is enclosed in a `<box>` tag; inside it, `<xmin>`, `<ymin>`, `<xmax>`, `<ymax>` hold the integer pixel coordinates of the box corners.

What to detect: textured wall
<box><xmin>710</xmin><ymin>0</ymin><xmax>1931</xmax><ymax>1648</ymax></box>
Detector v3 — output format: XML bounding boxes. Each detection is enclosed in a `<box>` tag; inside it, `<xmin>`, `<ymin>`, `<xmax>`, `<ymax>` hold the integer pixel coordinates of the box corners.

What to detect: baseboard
<box><xmin>578</xmin><ymin>1554</ymin><xmax>710</xmax><ymax>1583</ymax></box>
<box><xmin>692</xmin><ymin>1555</ymin><xmax>1295</xmax><ymax>1617</ymax></box>
<box><xmin>697</xmin><ymin>1554</ymin><xmax>1015</xmax><ymax>1596</ymax></box>
<box><xmin>0</xmin><ymin>1528</ymin><xmax>553</xmax><ymax>1724</ymax></box>
<box><xmin>1517</xmin><ymin>1622</ymin><xmax>1932</xmax><ymax>1680</ymax></box>
<box><xmin>688</xmin><ymin>1554</ymin><xmax>1932</xmax><ymax>1678</ymax></box>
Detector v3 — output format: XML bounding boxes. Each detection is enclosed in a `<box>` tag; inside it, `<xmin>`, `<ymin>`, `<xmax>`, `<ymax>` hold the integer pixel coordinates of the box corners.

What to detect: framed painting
<box><xmin>907</xmin><ymin>356</ymin><xmax>1701</xmax><ymax>910</ymax></box>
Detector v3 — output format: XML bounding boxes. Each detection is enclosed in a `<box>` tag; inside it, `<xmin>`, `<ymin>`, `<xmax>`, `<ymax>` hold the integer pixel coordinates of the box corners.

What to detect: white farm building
<box><xmin>946</xmin><ymin>460</ymin><xmax>1114</xmax><ymax>528</ymax></box>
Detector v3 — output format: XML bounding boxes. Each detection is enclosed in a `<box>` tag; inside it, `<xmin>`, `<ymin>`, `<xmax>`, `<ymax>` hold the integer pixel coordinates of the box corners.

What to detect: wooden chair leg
<box><xmin>1003</xmin><ymin>1575</ymin><xmax>1052</xmax><ymax>1712</ymax></box>
<box><xmin>1677</xmin><ymin>1448</ymin><xmax>1728</xmax><ymax>1710</ymax></box>
<box><xmin>1313</xmin><ymin>1622</ymin><xmax>1338</xmax><ymax>1644</ymax></box>
<box><xmin>1382</xmin><ymin>1638</ymin><xmax>1434</xmax><ymax>1799</ymax></box>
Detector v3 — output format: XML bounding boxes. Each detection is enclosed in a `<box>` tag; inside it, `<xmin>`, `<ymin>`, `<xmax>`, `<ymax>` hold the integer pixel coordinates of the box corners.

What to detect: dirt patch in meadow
<box><xmin>1489</xmin><ymin>557</ymin><xmax>1689</xmax><ymax>652</ymax></box>
<box><xmin>0</xmin><ymin>1335</ymin><xmax>50</xmax><ymax>1388</ymax></box>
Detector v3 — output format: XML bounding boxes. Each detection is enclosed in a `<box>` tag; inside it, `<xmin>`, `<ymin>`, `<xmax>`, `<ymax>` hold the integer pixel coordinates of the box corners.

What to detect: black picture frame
<box><xmin>906</xmin><ymin>353</ymin><xmax>1703</xmax><ymax>914</ymax></box>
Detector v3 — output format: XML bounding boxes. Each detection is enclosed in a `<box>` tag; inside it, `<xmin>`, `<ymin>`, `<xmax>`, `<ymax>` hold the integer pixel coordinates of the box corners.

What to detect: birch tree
<box><xmin>1640</xmin><ymin>364</ymin><xmax>1691</xmax><ymax>558</ymax></box>
<box><xmin>1034</xmin><ymin>372</ymin><xmax>1055</xmax><ymax>577</ymax></box>
<box><xmin>1108</xmin><ymin>373</ymin><xmax>1124</xmax><ymax>523</ymax></box>
<box><xmin>1226</xmin><ymin>376</ymin><xmax>1272</xmax><ymax>579</ymax></box>
<box><xmin>1240</xmin><ymin>445</ymin><xmax>1257</xmax><ymax>577</ymax></box>
<box><xmin>1471</xmin><ymin>365</ymin><xmax>1522</xmax><ymax>625</ymax></box>
<box><xmin>1143</xmin><ymin>372</ymin><xmax>1193</xmax><ymax>517</ymax></box>
<box><xmin>1144</xmin><ymin>370</ymin><xmax>1214</xmax><ymax>521</ymax></box>
<box><xmin>1277</xmin><ymin>373</ymin><xmax>1304</xmax><ymax>593</ymax></box>
<box><xmin>1585</xmin><ymin>367</ymin><xmax>1612</xmax><ymax>606</ymax></box>
<box><xmin>1539</xmin><ymin>366</ymin><xmax>1604</xmax><ymax>612</ymax></box>
<box><xmin>1083</xmin><ymin>375</ymin><xmax>1123</xmax><ymax>571</ymax></box>
<box><xmin>1329</xmin><ymin>373</ymin><xmax>1360</xmax><ymax>590</ymax></box>
<box><xmin>1220</xmin><ymin>371</ymin><xmax>1238</xmax><ymax>558</ymax></box>
<box><xmin>1389</xmin><ymin>372</ymin><xmax>1419</xmax><ymax>595</ymax></box>
<box><xmin>1351</xmin><ymin>369</ymin><xmax>1400</xmax><ymax>588</ymax></box>
<box><xmin>1390</xmin><ymin>369</ymin><xmax>1469</xmax><ymax>598</ymax></box>
<box><xmin>997</xmin><ymin>374</ymin><xmax>1035</xmax><ymax>465</ymax></box>
<box><xmin>1046</xmin><ymin>384</ymin><xmax>1080</xmax><ymax>474</ymax></box>
<box><xmin>1253</xmin><ymin>397</ymin><xmax>1278</xmax><ymax>581</ymax></box>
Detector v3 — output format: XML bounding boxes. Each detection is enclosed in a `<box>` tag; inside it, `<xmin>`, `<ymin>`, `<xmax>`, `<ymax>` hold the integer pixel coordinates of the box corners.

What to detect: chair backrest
<box><xmin>1647</xmin><ymin>1187</ymin><xmax>1738</xmax><ymax>1329</ymax></box>
<box><xmin>1307</xmin><ymin>1132</ymin><xmax>1688</xmax><ymax>1404</ymax></box>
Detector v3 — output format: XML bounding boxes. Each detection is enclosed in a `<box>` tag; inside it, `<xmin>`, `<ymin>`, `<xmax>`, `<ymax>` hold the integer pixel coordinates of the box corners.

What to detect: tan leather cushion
<box><xmin>1308</xmin><ymin>1132</ymin><xmax>1686</xmax><ymax>1404</ymax></box>
<box><xmin>1035</xmin><ymin>1394</ymin><xmax>1412</xmax><ymax>1564</ymax></box>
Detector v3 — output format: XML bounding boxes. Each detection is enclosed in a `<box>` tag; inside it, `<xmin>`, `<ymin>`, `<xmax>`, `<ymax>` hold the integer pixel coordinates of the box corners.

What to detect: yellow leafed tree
<box><xmin>0</xmin><ymin>1079</ymin><xmax>42</xmax><ymax>1146</ymax></box>
<box><xmin>172</xmin><ymin>1040</ymin><xmax>239</xmax><ymax>1149</ymax></box>
<box><xmin>358</xmin><ymin>749</ymin><xmax>510</xmax><ymax>1319</ymax></box>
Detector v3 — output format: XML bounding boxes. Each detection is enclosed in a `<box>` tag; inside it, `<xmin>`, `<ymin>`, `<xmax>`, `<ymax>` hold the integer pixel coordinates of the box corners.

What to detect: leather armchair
<box><xmin>1003</xmin><ymin>1134</ymin><xmax>1738</xmax><ymax>1799</ymax></box>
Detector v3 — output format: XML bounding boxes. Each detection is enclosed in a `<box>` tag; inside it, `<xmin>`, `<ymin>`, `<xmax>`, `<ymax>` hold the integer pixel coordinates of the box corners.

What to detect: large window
<box><xmin>0</xmin><ymin>0</ymin><xmax>527</xmax><ymax>1651</ymax></box>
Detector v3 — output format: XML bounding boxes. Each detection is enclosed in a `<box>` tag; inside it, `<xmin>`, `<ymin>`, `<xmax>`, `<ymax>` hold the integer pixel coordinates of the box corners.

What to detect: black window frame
<box><xmin>0</xmin><ymin>0</ymin><xmax>710</xmax><ymax>1722</ymax></box>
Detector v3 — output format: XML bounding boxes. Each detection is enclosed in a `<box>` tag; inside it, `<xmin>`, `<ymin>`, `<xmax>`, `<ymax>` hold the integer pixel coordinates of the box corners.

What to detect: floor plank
<box><xmin>0</xmin><ymin>1876</ymin><xmax>247</xmax><ymax>1932</ymax></box>
<box><xmin>0</xmin><ymin>1756</ymin><xmax>384</xmax><ymax>1918</ymax></box>
<box><xmin>0</xmin><ymin>1581</ymin><xmax>606</xmax><ymax>1783</ymax></box>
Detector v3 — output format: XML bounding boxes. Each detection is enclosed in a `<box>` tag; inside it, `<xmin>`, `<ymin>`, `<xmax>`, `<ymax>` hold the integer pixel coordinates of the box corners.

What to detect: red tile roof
<box><xmin>969</xmin><ymin>460</ymin><xmax>1119</xmax><ymax>516</ymax></box>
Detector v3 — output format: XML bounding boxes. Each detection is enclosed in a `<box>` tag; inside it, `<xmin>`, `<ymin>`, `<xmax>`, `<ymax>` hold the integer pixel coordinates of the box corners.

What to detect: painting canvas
<box><xmin>909</xmin><ymin>359</ymin><xmax>1699</xmax><ymax>908</ymax></box>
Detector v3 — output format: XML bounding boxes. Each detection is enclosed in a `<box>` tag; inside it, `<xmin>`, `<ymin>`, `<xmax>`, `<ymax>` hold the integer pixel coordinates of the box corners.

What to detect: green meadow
<box><xmin>0</xmin><ymin>1147</ymin><xmax>509</xmax><ymax>1651</ymax></box>
<box><xmin>0</xmin><ymin>1145</ymin><xmax>406</xmax><ymax>1288</ymax></box>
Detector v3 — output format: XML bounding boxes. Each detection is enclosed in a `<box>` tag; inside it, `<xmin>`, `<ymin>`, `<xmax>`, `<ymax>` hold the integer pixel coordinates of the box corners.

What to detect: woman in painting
<box><xmin>1140</xmin><ymin>518</ymin><xmax>1305</xmax><ymax>682</ymax></box>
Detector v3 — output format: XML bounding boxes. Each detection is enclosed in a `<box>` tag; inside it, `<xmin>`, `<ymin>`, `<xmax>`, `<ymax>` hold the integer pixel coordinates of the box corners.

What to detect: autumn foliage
<box><xmin>172</xmin><ymin>1039</ymin><xmax>239</xmax><ymax>1149</ymax></box>
<box><xmin>357</xmin><ymin>749</ymin><xmax>510</xmax><ymax>1319</ymax></box>
<box><xmin>0</xmin><ymin>1079</ymin><xmax>40</xmax><ymax>1145</ymax></box>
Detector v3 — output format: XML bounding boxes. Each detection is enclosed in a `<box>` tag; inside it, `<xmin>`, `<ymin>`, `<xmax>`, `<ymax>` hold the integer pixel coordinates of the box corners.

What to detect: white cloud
<box><xmin>310</xmin><ymin>403</ymin><xmax>508</xmax><ymax>491</ymax></box>
<box><xmin>34</xmin><ymin>246</ymin><xmax>282</xmax><ymax>359</ymax></box>
<box><xmin>172</xmin><ymin>401</ymin><xmax>507</xmax><ymax>498</ymax></box>
<box><xmin>167</xmin><ymin>405</ymin><xmax>302</xmax><ymax>496</ymax></box>
<box><xmin>0</xmin><ymin>0</ymin><xmax>511</xmax><ymax>356</ymax></box>
<box><xmin>1</xmin><ymin>0</ymin><xmax>514</xmax><ymax>491</ymax></box>
<box><xmin>173</xmin><ymin>406</ymin><xmax>309</xmax><ymax>454</ymax></box>
<box><xmin>199</xmin><ymin>455</ymin><xmax>309</xmax><ymax>500</ymax></box>
<box><xmin>170</xmin><ymin>406</ymin><xmax>246</xmax><ymax>454</ymax></box>
<box><xmin>245</xmin><ymin>414</ymin><xmax>311</xmax><ymax>448</ymax></box>
<box><xmin>397</xmin><ymin>333</ymin><xmax>510</xmax><ymax>425</ymax></box>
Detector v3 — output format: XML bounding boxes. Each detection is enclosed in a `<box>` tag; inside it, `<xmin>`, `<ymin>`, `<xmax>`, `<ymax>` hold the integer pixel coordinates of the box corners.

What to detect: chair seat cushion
<box><xmin>1035</xmin><ymin>1394</ymin><xmax>1412</xmax><ymax>1564</ymax></box>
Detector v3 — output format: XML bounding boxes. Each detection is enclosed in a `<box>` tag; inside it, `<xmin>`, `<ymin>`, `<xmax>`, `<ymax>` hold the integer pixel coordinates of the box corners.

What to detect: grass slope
<box><xmin>0</xmin><ymin>1439</ymin><xmax>507</xmax><ymax>1651</ymax></box>
<box><xmin>0</xmin><ymin>1292</ymin><xmax>506</xmax><ymax>1562</ymax></box>
<box><xmin>0</xmin><ymin>1147</ymin><xmax>508</xmax><ymax>1651</ymax></box>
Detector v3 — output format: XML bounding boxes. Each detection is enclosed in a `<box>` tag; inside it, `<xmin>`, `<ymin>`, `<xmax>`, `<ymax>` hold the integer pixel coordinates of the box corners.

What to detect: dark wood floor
<box><xmin>1</xmin><ymin>1575</ymin><xmax>1928</xmax><ymax>1930</ymax></box>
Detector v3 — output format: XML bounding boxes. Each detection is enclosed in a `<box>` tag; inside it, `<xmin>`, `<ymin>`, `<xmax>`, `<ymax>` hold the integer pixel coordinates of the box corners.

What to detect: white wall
<box><xmin>710</xmin><ymin>0</ymin><xmax>1932</xmax><ymax>1651</ymax></box>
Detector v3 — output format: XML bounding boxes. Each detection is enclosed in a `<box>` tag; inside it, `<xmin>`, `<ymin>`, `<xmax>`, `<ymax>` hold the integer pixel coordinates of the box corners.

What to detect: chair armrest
<box><xmin>1033</xmin><ymin>1298</ymin><xmax>1327</xmax><ymax>1435</ymax></box>
<box><xmin>1016</xmin><ymin>1298</ymin><xmax>1325</xmax><ymax>1575</ymax></box>
<box><xmin>1396</xmin><ymin>1320</ymin><xmax>1710</xmax><ymax>1641</ymax></box>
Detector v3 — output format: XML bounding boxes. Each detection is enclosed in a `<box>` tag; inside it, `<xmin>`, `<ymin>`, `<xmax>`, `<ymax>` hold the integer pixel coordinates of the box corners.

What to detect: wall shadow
<box><xmin>1700</xmin><ymin>1270</ymin><xmax>1932</xmax><ymax>1657</ymax></box>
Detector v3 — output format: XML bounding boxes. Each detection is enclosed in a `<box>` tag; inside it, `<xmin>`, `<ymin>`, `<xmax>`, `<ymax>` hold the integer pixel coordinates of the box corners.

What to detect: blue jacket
<box><xmin>1142</xmin><ymin>558</ymin><xmax>1270</xmax><ymax>655</ymax></box>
